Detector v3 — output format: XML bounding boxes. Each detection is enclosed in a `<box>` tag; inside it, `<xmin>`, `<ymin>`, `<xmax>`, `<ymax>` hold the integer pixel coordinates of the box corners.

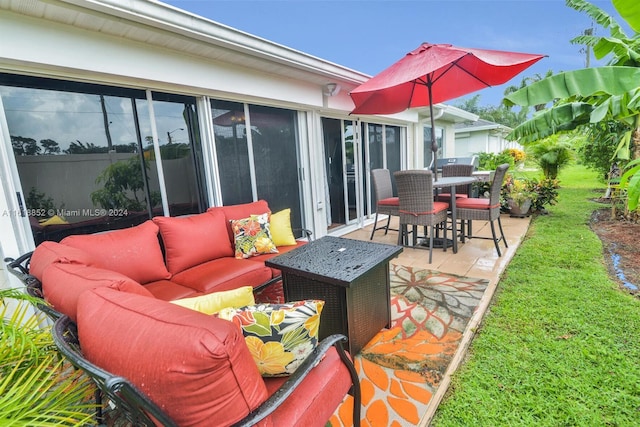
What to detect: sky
<box><xmin>162</xmin><ymin>0</ymin><xmax>631</xmax><ymax>107</ymax></box>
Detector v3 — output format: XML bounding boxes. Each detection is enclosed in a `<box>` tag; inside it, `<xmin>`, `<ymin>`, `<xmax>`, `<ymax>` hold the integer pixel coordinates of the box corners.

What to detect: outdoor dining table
<box><xmin>432</xmin><ymin>176</ymin><xmax>477</xmax><ymax>253</ymax></box>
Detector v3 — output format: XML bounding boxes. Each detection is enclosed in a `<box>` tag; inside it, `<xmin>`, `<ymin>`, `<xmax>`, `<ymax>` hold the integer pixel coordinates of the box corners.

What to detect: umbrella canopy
<box><xmin>350</xmin><ymin>42</ymin><xmax>546</xmax><ymax>176</ymax></box>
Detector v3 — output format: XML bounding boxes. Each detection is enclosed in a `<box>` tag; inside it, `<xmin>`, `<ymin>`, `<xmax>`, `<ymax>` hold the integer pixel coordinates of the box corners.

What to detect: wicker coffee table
<box><xmin>265</xmin><ymin>236</ymin><xmax>403</xmax><ymax>355</ymax></box>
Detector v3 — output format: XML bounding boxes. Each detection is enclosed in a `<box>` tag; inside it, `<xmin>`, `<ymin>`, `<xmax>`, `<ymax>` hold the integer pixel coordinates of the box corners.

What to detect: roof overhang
<box><xmin>1</xmin><ymin>0</ymin><xmax>370</xmax><ymax>90</ymax></box>
<box><xmin>416</xmin><ymin>104</ymin><xmax>479</xmax><ymax>124</ymax></box>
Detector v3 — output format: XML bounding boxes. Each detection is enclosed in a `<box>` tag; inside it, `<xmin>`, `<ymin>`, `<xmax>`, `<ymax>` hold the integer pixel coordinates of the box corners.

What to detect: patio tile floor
<box><xmin>344</xmin><ymin>213</ymin><xmax>530</xmax><ymax>285</ymax></box>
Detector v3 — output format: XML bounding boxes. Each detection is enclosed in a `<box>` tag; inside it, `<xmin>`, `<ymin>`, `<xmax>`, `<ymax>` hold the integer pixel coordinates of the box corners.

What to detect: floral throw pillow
<box><xmin>230</xmin><ymin>213</ymin><xmax>278</xmax><ymax>259</ymax></box>
<box><xmin>218</xmin><ymin>300</ymin><xmax>324</xmax><ymax>376</ymax></box>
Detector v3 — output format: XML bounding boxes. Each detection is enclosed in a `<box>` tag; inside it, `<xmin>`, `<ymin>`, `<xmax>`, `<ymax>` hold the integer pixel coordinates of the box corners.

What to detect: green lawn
<box><xmin>432</xmin><ymin>164</ymin><xmax>640</xmax><ymax>426</ymax></box>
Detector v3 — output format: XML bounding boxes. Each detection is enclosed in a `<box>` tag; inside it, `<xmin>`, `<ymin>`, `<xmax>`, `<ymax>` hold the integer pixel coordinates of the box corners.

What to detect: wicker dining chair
<box><xmin>457</xmin><ymin>163</ymin><xmax>510</xmax><ymax>256</ymax></box>
<box><xmin>370</xmin><ymin>169</ymin><xmax>400</xmax><ymax>240</ymax></box>
<box><xmin>394</xmin><ymin>169</ymin><xmax>449</xmax><ymax>263</ymax></box>
<box><xmin>436</xmin><ymin>164</ymin><xmax>475</xmax><ymax>202</ymax></box>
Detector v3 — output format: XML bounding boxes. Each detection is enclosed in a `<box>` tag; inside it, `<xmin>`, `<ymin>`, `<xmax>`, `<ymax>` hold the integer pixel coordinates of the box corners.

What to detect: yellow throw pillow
<box><xmin>270</xmin><ymin>209</ymin><xmax>297</xmax><ymax>247</ymax></box>
<box><xmin>170</xmin><ymin>286</ymin><xmax>255</xmax><ymax>315</ymax></box>
<box><xmin>39</xmin><ymin>215</ymin><xmax>69</xmax><ymax>226</ymax></box>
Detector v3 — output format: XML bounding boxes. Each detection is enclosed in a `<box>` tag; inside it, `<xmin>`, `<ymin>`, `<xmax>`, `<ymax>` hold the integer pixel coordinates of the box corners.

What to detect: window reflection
<box><xmin>0</xmin><ymin>75</ymin><xmax>205</xmax><ymax>244</ymax></box>
<box><xmin>211</xmin><ymin>100</ymin><xmax>253</xmax><ymax>205</ymax></box>
<box><xmin>211</xmin><ymin>101</ymin><xmax>303</xmax><ymax>235</ymax></box>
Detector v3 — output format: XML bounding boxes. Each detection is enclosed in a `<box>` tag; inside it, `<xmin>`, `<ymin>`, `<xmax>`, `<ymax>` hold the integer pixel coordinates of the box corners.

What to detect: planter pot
<box><xmin>508</xmin><ymin>198</ymin><xmax>531</xmax><ymax>218</ymax></box>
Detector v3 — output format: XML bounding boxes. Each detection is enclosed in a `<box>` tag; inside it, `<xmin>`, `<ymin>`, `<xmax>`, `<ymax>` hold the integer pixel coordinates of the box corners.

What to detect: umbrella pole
<box><xmin>428</xmin><ymin>84</ymin><xmax>438</xmax><ymax>181</ymax></box>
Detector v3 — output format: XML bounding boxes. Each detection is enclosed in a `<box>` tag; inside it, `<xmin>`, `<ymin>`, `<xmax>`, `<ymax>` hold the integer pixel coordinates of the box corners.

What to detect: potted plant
<box><xmin>504</xmin><ymin>177</ymin><xmax>536</xmax><ymax>217</ymax></box>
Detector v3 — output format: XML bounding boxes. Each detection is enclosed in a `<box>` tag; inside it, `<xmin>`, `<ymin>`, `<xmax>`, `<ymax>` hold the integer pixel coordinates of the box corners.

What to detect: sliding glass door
<box><xmin>211</xmin><ymin>100</ymin><xmax>304</xmax><ymax>234</ymax></box>
<box><xmin>322</xmin><ymin>117</ymin><xmax>403</xmax><ymax>231</ymax></box>
<box><xmin>0</xmin><ymin>73</ymin><xmax>206</xmax><ymax>244</ymax></box>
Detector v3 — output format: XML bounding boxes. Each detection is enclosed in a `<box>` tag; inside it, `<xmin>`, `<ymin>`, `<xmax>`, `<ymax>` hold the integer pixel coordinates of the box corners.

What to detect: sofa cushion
<box><xmin>219</xmin><ymin>300</ymin><xmax>324</xmax><ymax>377</ymax></box>
<box><xmin>29</xmin><ymin>240</ymin><xmax>96</xmax><ymax>282</ymax></box>
<box><xmin>269</xmin><ymin>208</ymin><xmax>297</xmax><ymax>247</ymax></box>
<box><xmin>142</xmin><ymin>280</ymin><xmax>201</xmax><ymax>301</ymax></box>
<box><xmin>42</xmin><ymin>263</ymin><xmax>152</xmax><ymax>321</ymax></box>
<box><xmin>76</xmin><ymin>287</ymin><xmax>270</xmax><ymax>427</ymax></box>
<box><xmin>171</xmin><ymin>286</ymin><xmax>255</xmax><ymax>315</ymax></box>
<box><xmin>247</xmin><ymin>241</ymin><xmax>307</xmax><ymax>278</ymax></box>
<box><xmin>171</xmin><ymin>257</ymin><xmax>272</xmax><ymax>294</ymax></box>
<box><xmin>153</xmin><ymin>210</ymin><xmax>233</xmax><ymax>274</ymax></box>
<box><xmin>61</xmin><ymin>220</ymin><xmax>171</xmax><ymax>284</ymax></box>
<box><xmin>231</xmin><ymin>213</ymin><xmax>278</xmax><ymax>259</ymax></box>
<box><xmin>208</xmin><ymin>199</ymin><xmax>270</xmax><ymax>243</ymax></box>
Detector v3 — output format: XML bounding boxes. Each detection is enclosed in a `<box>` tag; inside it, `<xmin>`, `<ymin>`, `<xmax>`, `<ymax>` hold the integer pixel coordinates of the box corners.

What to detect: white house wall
<box><xmin>0</xmin><ymin>1</ymin><xmax>455</xmax><ymax>263</ymax></box>
<box><xmin>0</xmin><ymin>11</ymin><xmax>345</xmax><ymax>110</ymax></box>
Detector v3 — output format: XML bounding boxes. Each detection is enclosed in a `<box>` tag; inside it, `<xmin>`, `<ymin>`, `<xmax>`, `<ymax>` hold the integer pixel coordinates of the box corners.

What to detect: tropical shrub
<box><xmin>500</xmin><ymin>175</ymin><xmax>560</xmax><ymax>213</ymax></box>
<box><xmin>528</xmin><ymin>177</ymin><xmax>561</xmax><ymax>213</ymax></box>
<box><xmin>620</xmin><ymin>158</ymin><xmax>640</xmax><ymax>215</ymax></box>
<box><xmin>506</xmin><ymin>148</ymin><xmax>526</xmax><ymax>165</ymax></box>
<box><xmin>90</xmin><ymin>157</ymin><xmax>161</xmax><ymax>211</ymax></box>
<box><xmin>0</xmin><ymin>288</ymin><xmax>96</xmax><ymax>425</ymax></box>
<box><xmin>526</xmin><ymin>135</ymin><xmax>574</xmax><ymax>179</ymax></box>
<box><xmin>477</xmin><ymin>151</ymin><xmax>514</xmax><ymax>171</ymax></box>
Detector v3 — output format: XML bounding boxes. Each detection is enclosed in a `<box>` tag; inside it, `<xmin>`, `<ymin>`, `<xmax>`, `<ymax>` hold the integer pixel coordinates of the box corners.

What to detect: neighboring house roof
<box><xmin>455</xmin><ymin>118</ymin><xmax>512</xmax><ymax>135</ymax></box>
<box><xmin>417</xmin><ymin>104</ymin><xmax>478</xmax><ymax>123</ymax></box>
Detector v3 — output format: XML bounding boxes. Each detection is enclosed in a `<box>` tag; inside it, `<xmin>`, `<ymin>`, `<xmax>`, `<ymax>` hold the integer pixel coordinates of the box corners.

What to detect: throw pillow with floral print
<box><xmin>218</xmin><ymin>300</ymin><xmax>324</xmax><ymax>376</ymax></box>
<box><xmin>230</xmin><ymin>213</ymin><xmax>278</xmax><ymax>259</ymax></box>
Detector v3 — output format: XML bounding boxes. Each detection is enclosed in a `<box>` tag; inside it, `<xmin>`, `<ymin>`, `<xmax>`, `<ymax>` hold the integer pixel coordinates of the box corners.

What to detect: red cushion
<box><xmin>171</xmin><ymin>257</ymin><xmax>272</xmax><ymax>294</ymax></box>
<box><xmin>61</xmin><ymin>221</ymin><xmax>171</xmax><ymax>284</ymax></box>
<box><xmin>76</xmin><ymin>287</ymin><xmax>270</xmax><ymax>427</ymax></box>
<box><xmin>42</xmin><ymin>263</ymin><xmax>152</xmax><ymax>321</ymax></box>
<box><xmin>208</xmin><ymin>200</ymin><xmax>270</xmax><ymax>243</ymax></box>
<box><xmin>29</xmin><ymin>241</ymin><xmax>96</xmax><ymax>282</ymax></box>
<box><xmin>143</xmin><ymin>279</ymin><xmax>202</xmax><ymax>301</ymax></box>
<box><xmin>264</xmin><ymin>347</ymin><xmax>353</xmax><ymax>427</ymax></box>
<box><xmin>456</xmin><ymin>198</ymin><xmax>497</xmax><ymax>209</ymax></box>
<box><xmin>436</xmin><ymin>193</ymin><xmax>469</xmax><ymax>200</ymax></box>
<box><xmin>153</xmin><ymin>211</ymin><xmax>233</xmax><ymax>274</ymax></box>
<box><xmin>377</xmin><ymin>197</ymin><xmax>399</xmax><ymax>206</ymax></box>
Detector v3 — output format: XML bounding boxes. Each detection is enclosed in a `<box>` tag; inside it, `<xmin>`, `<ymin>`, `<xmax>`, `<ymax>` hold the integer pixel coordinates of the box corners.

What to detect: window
<box><xmin>0</xmin><ymin>74</ymin><xmax>206</xmax><ymax>244</ymax></box>
<box><xmin>212</xmin><ymin>100</ymin><xmax>304</xmax><ymax>235</ymax></box>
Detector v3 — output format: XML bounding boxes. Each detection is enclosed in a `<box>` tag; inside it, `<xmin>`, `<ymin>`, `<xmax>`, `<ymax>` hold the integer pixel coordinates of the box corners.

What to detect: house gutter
<box><xmin>56</xmin><ymin>0</ymin><xmax>370</xmax><ymax>84</ymax></box>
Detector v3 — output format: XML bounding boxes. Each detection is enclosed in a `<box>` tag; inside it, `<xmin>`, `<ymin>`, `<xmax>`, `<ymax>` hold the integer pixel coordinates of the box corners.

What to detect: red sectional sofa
<box><xmin>6</xmin><ymin>200</ymin><xmax>362</xmax><ymax>426</ymax></box>
<box><xmin>24</xmin><ymin>200</ymin><xmax>306</xmax><ymax>320</ymax></box>
<box><xmin>63</xmin><ymin>286</ymin><xmax>359</xmax><ymax>427</ymax></box>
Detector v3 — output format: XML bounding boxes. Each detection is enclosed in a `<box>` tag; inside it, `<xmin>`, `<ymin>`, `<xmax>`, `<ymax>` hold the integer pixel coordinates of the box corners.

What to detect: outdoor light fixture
<box><xmin>323</xmin><ymin>83</ymin><xmax>341</xmax><ymax>97</ymax></box>
<box><xmin>167</xmin><ymin>127</ymin><xmax>184</xmax><ymax>144</ymax></box>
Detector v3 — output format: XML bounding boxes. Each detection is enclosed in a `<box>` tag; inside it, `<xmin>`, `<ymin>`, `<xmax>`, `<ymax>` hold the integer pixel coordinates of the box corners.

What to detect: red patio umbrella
<box><xmin>350</xmin><ymin>42</ymin><xmax>546</xmax><ymax>177</ymax></box>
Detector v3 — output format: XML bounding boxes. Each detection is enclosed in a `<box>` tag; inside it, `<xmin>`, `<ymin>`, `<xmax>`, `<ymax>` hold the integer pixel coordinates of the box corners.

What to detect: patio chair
<box><xmin>457</xmin><ymin>163</ymin><xmax>510</xmax><ymax>256</ymax></box>
<box><xmin>394</xmin><ymin>169</ymin><xmax>449</xmax><ymax>263</ymax></box>
<box><xmin>436</xmin><ymin>164</ymin><xmax>475</xmax><ymax>202</ymax></box>
<box><xmin>370</xmin><ymin>169</ymin><xmax>400</xmax><ymax>240</ymax></box>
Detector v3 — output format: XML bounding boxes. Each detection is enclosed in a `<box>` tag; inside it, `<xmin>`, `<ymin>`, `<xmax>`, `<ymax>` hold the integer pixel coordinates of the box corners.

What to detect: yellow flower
<box><xmin>270</xmin><ymin>309</ymin><xmax>286</xmax><ymax>325</ymax></box>
<box><xmin>244</xmin><ymin>336</ymin><xmax>294</xmax><ymax>376</ymax></box>
<box><xmin>304</xmin><ymin>312</ymin><xmax>320</xmax><ymax>338</ymax></box>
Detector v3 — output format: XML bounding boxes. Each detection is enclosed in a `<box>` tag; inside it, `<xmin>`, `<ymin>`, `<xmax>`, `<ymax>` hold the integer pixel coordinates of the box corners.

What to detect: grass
<box><xmin>432</xmin><ymin>164</ymin><xmax>640</xmax><ymax>426</ymax></box>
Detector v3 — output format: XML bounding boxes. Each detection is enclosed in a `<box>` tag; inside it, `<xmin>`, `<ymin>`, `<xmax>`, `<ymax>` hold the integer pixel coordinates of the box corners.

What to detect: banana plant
<box><xmin>505</xmin><ymin>0</ymin><xmax>640</xmax><ymax>151</ymax></box>
<box><xmin>0</xmin><ymin>288</ymin><xmax>97</xmax><ymax>426</ymax></box>
<box><xmin>504</xmin><ymin>0</ymin><xmax>640</xmax><ymax>212</ymax></box>
<box><xmin>613</xmin><ymin>0</ymin><xmax>640</xmax><ymax>33</ymax></box>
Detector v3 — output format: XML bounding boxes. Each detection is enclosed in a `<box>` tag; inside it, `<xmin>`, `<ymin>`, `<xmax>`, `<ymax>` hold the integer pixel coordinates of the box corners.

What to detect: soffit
<box><xmin>1</xmin><ymin>0</ymin><xmax>369</xmax><ymax>88</ymax></box>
